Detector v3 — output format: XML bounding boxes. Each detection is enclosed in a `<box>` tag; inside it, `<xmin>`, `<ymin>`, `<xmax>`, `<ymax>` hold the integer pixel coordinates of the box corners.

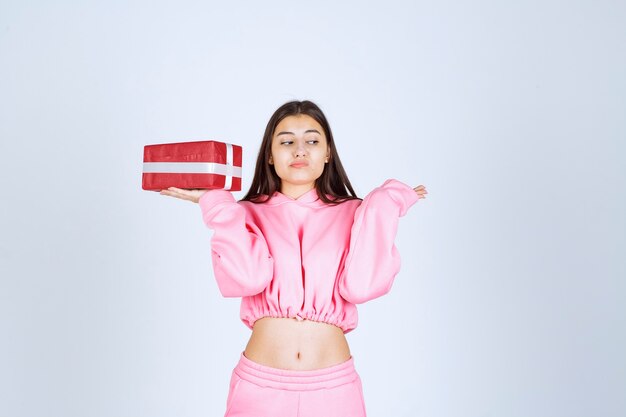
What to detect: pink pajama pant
<box><xmin>224</xmin><ymin>352</ymin><xmax>367</xmax><ymax>417</ymax></box>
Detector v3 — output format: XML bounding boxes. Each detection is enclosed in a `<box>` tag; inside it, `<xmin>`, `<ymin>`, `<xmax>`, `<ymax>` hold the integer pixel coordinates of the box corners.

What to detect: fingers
<box><xmin>159</xmin><ymin>187</ymin><xmax>209</xmax><ymax>204</ymax></box>
<box><xmin>413</xmin><ymin>184</ymin><xmax>428</xmax><ymax>199</ymax></box>
<box><xmin>164</xmin><ymin>187</ymin><xmax>189</xmax><ymax>197</ymax></box>
<box><xmin>160</xmin><ymin>187</ymin><xmax>194</xmax><ymax>202</ymax></box>
<box><xmin>164</xmin><ymin>187</ymin><xmax>192</xmax><ymax>196</ymax></box>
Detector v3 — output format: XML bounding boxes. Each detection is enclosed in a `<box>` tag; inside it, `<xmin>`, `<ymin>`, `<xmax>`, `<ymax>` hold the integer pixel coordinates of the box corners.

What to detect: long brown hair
<box><xmin>241</xmin><ymin>100</ymin><xmax>359</xmax><ymax>204</ymax></box>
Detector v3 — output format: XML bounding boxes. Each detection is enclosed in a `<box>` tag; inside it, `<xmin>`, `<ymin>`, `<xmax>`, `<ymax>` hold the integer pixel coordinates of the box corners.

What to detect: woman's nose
<box><xmin>294</xmin><ymin>143</ymin><xmax>307</xmax><ymax>157</ymax></box>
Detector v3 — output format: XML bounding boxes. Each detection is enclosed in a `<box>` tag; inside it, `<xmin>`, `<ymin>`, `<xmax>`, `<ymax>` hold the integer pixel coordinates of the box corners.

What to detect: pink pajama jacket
<box><xmin>198</xmin><ymin>179</ymin><xmax>419</xmax><ymax>334</ymax></box>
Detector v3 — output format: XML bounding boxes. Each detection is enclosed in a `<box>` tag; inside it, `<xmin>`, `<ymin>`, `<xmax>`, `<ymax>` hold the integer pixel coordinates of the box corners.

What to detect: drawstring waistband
<box><xmin>234</xmin><ymin>352</ymin><xmax>359</xmax><ymax>391</ymax></box>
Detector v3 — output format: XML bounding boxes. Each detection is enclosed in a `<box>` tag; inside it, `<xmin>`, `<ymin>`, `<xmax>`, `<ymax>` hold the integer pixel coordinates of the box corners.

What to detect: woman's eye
<box><xmin>281</xmin><ymin>141</ymin><xmax>293</xmax><ymax>145</ymax></box>
<box><xmin>307</xmin><ymin>140</ymin><xmax>319</xmax><ymax>145</ymax></box>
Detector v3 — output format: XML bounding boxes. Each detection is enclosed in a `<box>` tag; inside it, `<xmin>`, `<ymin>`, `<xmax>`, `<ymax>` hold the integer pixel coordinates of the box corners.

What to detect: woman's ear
<box><xmin>269</xmin><ymin>155</ymin><xmax>274</xmax><ymax>165</ymax></box>
<box><xmin>325</xmin><ymin>148</ymin><xmax>330</xmax><ymax>163</ymax></box>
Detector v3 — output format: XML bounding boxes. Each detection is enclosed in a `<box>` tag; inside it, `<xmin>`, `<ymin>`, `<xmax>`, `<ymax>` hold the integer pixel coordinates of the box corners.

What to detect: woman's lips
<box><xmin>290</xmin><ymin>161</ymin><xmax>309</xmax><ymax>168</ymax></box>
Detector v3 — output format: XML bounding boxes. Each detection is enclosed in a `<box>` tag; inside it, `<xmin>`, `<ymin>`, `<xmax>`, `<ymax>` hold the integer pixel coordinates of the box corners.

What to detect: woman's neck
<box><xmin>280</xmin><ymin>183</ymin><xmax>315</xmax><ymax>200</ymax></box>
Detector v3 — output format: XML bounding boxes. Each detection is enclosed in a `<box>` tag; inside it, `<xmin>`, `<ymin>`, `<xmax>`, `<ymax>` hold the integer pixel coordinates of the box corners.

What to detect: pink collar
<box><xmin>267</xmin><ymin>187</ymin><xmax>325</xmax><ymax>207</ymax></box>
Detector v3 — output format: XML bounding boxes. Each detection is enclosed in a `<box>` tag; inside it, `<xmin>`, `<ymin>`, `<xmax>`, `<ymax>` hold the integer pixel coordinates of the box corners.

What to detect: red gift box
<box><xmin>142</xmin><ymin>140</ymin><xmax>242</xmax><ymax>191</ymax></box>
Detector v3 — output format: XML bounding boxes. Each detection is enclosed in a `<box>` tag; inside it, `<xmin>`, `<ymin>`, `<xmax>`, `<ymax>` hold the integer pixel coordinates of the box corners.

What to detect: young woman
<box><xmin>160</xmin><ymin>100</ymin><xmax>427</xmax><ymax>417</ymax></box>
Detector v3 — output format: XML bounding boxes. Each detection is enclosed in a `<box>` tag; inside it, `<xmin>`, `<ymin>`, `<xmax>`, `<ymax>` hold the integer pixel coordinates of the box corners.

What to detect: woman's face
<box><xmin>269</xmin><ymin>114</ymin><xmax>330</xmax><ymax>198</ymax></box>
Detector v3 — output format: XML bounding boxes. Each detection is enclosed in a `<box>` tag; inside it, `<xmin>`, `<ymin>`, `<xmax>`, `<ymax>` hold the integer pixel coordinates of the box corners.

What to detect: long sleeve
<box><xmin>199</xmin><ymin>190</ymin><xmax>274</xmax><ymax>297</ymax></box>
<box><xmin>338</xmin><ymin>179</ymin><xmax>419</xmax><ymax>304</ymax></box>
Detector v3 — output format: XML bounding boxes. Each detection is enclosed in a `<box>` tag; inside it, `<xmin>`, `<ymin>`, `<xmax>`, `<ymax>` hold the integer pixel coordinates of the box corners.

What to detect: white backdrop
<box><xmin>1</xmin><ymin>1</ymin><xmax>625</xmax><ymax>416</ymax></box>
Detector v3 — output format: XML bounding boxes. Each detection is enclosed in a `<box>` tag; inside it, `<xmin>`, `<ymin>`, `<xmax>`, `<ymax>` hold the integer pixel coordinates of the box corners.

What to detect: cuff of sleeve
<box><xmin>381</xmin><ymin>179</ymin><xmax>420</xmax><ymax>216</ymax></box>
<box><xmin>198</xmin><ymin>189</ymin><xmax>236</xmax><ymax>226</ymax></box>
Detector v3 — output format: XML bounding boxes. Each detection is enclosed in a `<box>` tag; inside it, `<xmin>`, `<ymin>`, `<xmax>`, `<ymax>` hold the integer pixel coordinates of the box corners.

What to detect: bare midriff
<box><xmin>243</xmin><ymin>317</ymin><xmax>352</xmax><ymax>371</ymax></box>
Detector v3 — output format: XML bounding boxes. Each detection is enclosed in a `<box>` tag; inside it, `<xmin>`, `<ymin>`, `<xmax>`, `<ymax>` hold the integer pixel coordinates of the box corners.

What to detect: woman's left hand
<box><xmin>414</xmin><ymin>185</ymin><xmax>428</xmax><ymax>199</ymax></box>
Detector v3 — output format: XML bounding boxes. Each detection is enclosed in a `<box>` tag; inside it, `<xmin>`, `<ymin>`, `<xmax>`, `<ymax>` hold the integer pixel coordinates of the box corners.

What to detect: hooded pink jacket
<box><xmin>198</xmin><ymin>179</ymin><xmax>419</xmax><ymax>334</ymax></box>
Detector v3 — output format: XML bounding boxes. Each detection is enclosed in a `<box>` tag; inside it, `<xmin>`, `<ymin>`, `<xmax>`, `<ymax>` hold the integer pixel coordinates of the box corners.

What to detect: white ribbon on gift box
<box><xmin>224</xmin><ymin>142</ymin><xmax>234</xmax><ymax>190</ymax></box>
<box><xmin>143</xmin><ymin>144</ymin><xmax>241</xmax><ymax>190</ymax></box>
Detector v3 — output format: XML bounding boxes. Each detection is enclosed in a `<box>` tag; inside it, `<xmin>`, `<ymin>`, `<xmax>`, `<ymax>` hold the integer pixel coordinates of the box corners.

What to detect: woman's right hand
<box><xmin>159</xmin><ymin>187</ymin><xmax>208</xmax><ymax>203</ymax></box>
